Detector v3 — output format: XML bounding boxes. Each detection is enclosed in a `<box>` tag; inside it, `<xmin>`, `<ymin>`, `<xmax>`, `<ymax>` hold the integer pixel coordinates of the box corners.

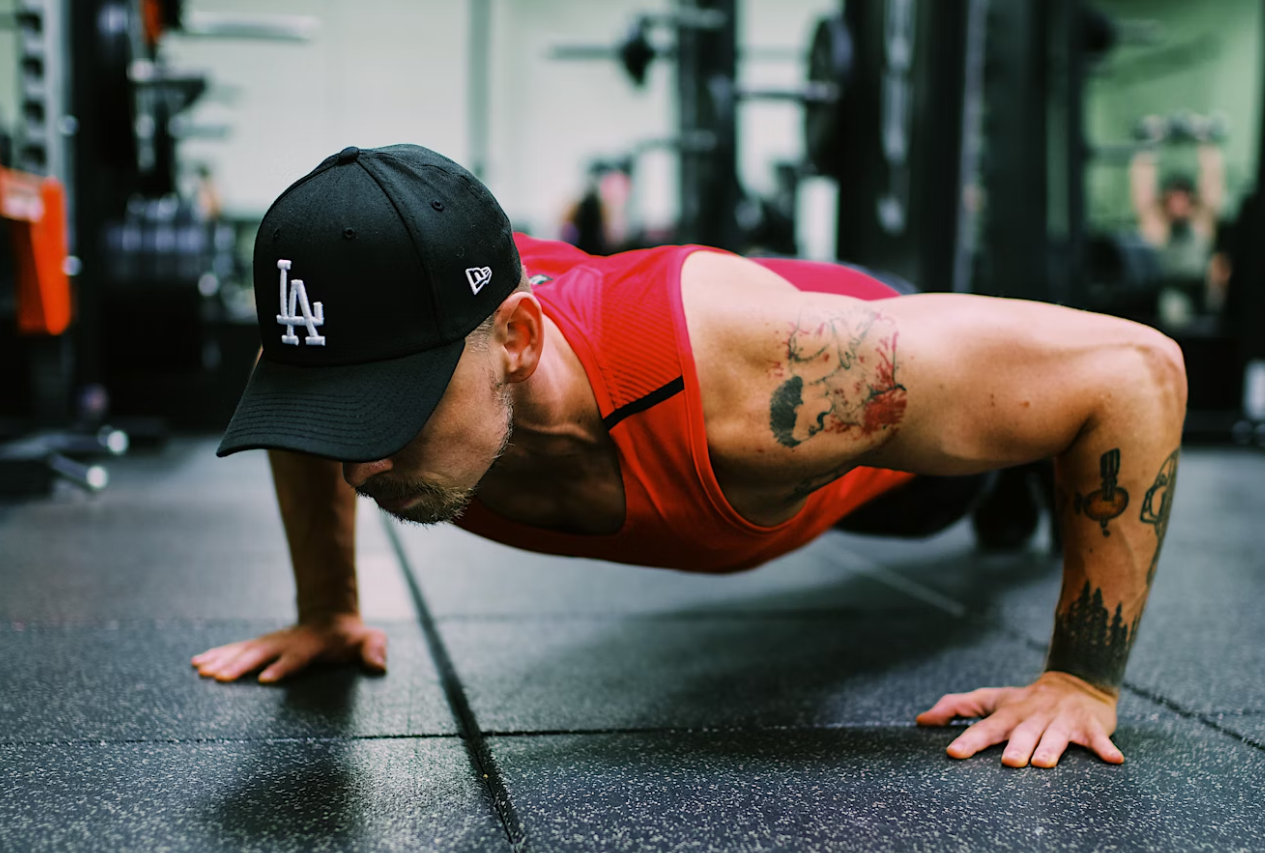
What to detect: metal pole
<box><xmin>951</xmin><ymin>0</ymin><xmax>989</xmax><ymax>293</ymax></box>
<box><xmin>674</xmin><ymin>0</ymin><xmax>739</xmax><ymax>249</ymax></box>
<box><xmin>467</xmin><ymin>0</ymin><xmax>492</xmax><ymax>180</ymax></box>
<box><xmin>1064</xmin><ymin>0</ymin><xmax>1089</xmax><ymax>308</ymax></box>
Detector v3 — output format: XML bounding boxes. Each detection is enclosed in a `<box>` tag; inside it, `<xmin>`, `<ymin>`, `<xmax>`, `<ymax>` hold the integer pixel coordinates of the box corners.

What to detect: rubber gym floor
<box><xmin>1</xmin><ymin>437</ymin><xmax>1263</xmax><ymax>853</ymax></box>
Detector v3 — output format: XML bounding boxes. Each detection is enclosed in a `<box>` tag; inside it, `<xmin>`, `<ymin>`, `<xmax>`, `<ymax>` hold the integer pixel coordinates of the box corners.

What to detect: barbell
<box><xmin>550</xmin><ymin>11</ymin><xmax>853</xmax><ymax>176</ymax></box>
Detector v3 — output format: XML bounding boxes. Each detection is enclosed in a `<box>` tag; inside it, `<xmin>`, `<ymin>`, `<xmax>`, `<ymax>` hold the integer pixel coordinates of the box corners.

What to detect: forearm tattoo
<box><xmin>1046</xmin><ymin>580</ymin><xmax>1139</xmax><ymax>689</ymax></box>
<box><xmin>1072</xmin><ymin>448</ymin><xmax>1129</xmax><ymax>536</ymax></box>
<box><xmin>1139</xmin><ymin>449</ymin><xmax>1180</xmax><ymax>585</ymax></box>
<box><xmin>1049</xmin><ymin>446</ymin><xmax>1181</xmax><ymax>689</ymax></box>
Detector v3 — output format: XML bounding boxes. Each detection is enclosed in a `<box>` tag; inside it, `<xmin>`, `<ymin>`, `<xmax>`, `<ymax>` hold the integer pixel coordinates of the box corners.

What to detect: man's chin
<box><xmin>386</xmin><ymin>500</ymin><xmax>471</xmax><ymax>527</ymax></box>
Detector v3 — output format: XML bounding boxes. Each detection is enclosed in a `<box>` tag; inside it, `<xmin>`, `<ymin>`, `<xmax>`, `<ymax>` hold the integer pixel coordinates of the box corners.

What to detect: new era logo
<box><xmin>466</xmin><ymin>266</ymin><xmax>492</xmax><ymax>295</ymax></box>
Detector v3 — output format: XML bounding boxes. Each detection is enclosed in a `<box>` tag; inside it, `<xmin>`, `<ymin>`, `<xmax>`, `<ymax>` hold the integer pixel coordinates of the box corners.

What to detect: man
<box><xmin>1130</xmin><ymin>119</ymin><xmax>1228</xmax><ymax>317</ymax></box>
<box><xmin>195</xmin><ymin>145</ymin><xmax>1186</xmax><ymax>771</ymax></box>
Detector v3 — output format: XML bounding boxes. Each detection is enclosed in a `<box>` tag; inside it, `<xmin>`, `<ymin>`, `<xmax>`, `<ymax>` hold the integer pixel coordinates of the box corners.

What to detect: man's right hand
<box><xmin>191</xmin><ymin>614</ymin><xmax>387</xmax><ymax>683</ymax></box>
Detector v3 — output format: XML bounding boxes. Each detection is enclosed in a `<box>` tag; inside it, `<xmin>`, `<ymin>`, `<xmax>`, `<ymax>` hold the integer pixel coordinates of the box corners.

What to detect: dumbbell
<box><xmin>1169</xmin><ymin>110</ymin><xmax>1229</xmax><ymax>144</ymax></box>
<box><xmin>1133</xmin><ymin>111</ymin><xmax>1229</xmax><ymax>146</ymax></box>
<box><xmin>1132</xmin><ymin>114</ymin><xmax>1171</xmax><ymax>145</ymax></box>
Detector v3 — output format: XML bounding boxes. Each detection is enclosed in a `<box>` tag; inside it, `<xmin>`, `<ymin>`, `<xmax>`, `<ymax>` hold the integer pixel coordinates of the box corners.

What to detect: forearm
<box><xmin>268</xmin><ymin>450</ymin><xmax>359</xmax><ymax>620</ymax></box>
<box><xmin>1129</xmin><ymin>151</ymin><xmax>1159</xmax><ymax>216</ymax></box>
<box><xmin>1128</xmin><ymin>152</ymin><xmax>1169</xmax><ymax>247</ymax></box>
<box><xmin>1197</xmin><ymin>143</ymin><xmax>1226</xmax><ymax>217</ymax></box>
<box><xmin>1047</xmin><ymin>344</ymin><xmax>1187</xmax><ymax>693</ymax></box>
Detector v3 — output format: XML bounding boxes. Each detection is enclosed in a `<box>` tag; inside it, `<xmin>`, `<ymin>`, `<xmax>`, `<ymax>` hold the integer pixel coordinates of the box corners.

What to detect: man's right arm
<box><xmin>191</xmin><ymin>450</ymin><xmax>387</xmax><ymax>683</ymax></box>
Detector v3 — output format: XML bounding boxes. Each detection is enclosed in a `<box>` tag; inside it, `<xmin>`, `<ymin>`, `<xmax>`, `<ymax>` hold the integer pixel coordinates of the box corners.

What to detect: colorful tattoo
<box><xmin>768</xmin><ymin>306</ymin><xmax>907</xmax><ymax>451</ymax></box>
<box><xmin>1073</xmin><ymin>448</ymin><xmax>1130</xmax><ymax>536</ymax></box>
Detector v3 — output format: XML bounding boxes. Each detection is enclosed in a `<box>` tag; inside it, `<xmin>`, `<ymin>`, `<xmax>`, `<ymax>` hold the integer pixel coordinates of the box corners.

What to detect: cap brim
<box><xmin>217</xmin><ymin>339</ymin><xmax>466</xmax><ymax>462</ymax></box>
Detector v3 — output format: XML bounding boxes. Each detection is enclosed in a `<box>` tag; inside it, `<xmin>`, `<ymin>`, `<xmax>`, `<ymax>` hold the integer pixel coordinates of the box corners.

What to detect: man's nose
<box><xmin>343</xmin><ymin>458</ymin><xmax>393</xmax><ymax>489</ymax></box>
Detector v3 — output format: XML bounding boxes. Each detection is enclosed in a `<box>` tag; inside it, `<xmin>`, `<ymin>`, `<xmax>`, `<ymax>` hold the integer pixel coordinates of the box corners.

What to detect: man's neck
<box><xmin>486</xmin><ymin>316</ymin><xmax>605</xmax><ymax>481</ymax></box>
<box><xmin>473</xmin><ymin>314</ymin><xmax>628</xmax><ymax>535</ymax></box>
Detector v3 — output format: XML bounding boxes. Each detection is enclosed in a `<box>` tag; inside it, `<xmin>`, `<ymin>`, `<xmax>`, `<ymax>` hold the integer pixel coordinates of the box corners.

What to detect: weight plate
<box><xmin>804</xmin><ymin>13</ymin><xmax>852</xmax><ymax>178</ymax></box>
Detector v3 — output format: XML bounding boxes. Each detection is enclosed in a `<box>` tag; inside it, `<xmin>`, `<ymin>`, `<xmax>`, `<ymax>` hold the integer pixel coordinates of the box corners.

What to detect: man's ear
<box><xmin>496</xmin><ymin>292</ymin><xmax>544</xmax><ymax>382</ymax></box>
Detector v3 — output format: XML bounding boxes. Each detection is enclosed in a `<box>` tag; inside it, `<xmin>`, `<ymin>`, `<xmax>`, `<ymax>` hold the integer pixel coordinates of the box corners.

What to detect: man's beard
<box><xmin>360</xmin><ymin>386</ymin><xmax>514</xmax><ymax>526</ymax></box>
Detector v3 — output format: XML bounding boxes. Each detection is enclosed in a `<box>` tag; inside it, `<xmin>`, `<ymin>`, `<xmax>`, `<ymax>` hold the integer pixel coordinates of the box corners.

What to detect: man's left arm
<box><xmin>914</xmin><ymin>417</ymin><xmax>1182</xmax><ymax>768</ymax></box>
<box><xmin>856</xmin><ymin>294</ymin><xmax>1187</xmax><ymax>768</ymax></box>
<box><xmin>1197</xmin><ymin>141</ymin><xmax>1226</xmax><ymax>223</ymax></box>
<box><xmin>685</xmin><ymin>256</ymin><xmax>1187</xmax><ymax>767</ymax></box>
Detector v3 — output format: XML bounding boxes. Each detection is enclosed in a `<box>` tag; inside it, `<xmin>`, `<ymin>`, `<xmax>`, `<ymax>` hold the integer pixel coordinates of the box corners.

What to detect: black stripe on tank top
<box><xmin>602</xmin><ymin>376</ymin><xmax>686</xmax><ymax>432</ymax></box>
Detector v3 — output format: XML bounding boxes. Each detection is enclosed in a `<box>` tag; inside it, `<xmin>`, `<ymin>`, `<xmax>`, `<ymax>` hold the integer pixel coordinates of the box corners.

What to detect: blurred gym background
<box><xmin>2</xmin><ymin>0</ymin><xmax>1263</xmax><ymax>497</ymax></box>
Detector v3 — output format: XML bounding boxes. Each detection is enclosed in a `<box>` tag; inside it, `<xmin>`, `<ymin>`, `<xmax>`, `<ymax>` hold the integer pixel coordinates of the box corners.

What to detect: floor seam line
<box><xmin>0</xmin><ymin>733</ymin><xmax>463</xmax><ymax>747</ymax></box>
<box><xmin>431</xmin><ymin>608</ymin><xmax>938</xmax><ymax>623</ymax></box>
<box><xmin>1004</xmin><ymin>632</ymin><xmax>1265</xmax><ymax>754</ymax></box>
<box><xmin>848</xmin><ymin>559</ymin><xmax>970</xmax><ymax>617</ymax></box>
<box><xmin>480</xmin><ymin>722</ymin><xmax>969</xmax><ymax>738</ymax></box>
<box><xmin>384</xmin><ymin>518</ymin><xmax>531</xmax><ymax>853</ymax></box>
<box><xmin>858</xmin><ymin>559</ymin><xmax>1265</xmax><ymax>755</ymax></box>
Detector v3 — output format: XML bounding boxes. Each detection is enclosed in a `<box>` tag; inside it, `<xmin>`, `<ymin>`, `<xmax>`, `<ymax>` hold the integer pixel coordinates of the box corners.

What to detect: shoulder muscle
<box><xmin>680</xmin><ymin>252</ymin><xmax>906</xmax><ymax>511</ymax></box>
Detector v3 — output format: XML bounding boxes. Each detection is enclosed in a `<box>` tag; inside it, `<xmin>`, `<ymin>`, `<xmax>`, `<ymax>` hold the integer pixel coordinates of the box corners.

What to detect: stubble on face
<box><xmin>356</xmin><ymin>383</ymin><xmax>514</xmax><ymax>526</ymax></box>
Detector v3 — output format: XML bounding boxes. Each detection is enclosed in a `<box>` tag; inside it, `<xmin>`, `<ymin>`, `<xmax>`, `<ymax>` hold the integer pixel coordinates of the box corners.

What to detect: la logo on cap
<box><xmin>277</xmin><ymin>259</ymin><xmax>326</xmax><ymax>346</ymax></box>
<box><xmin>466</xmin><ymin>266</ymin><xmax>492</xmax><ymax>295</ymax></box>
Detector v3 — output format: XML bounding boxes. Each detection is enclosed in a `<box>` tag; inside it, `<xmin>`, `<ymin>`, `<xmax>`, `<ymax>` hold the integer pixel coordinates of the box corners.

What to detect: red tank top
<box><xmin>455</xmin><ymin>234</ymin><xmax>915</xmax><ymax>573</ymax></box>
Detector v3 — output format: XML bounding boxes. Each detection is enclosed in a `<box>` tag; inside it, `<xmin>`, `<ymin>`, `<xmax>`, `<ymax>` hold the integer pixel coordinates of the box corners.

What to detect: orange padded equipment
<box><xmin>1</xmin><ymin>166</ymin><xmax>72</xmax><ymax>336</ymax></box>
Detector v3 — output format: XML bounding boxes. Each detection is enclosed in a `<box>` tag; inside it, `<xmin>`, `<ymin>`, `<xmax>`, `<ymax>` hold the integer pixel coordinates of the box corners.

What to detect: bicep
<box><xmin>859</xmin><ymin>294</ymin><xmax>1140</xmax><ymax>475</ymax></box>
<box><xmin>689</xmin><ymin>256</ymin><xmax>1159</xmax><ymax>504</ymax></box>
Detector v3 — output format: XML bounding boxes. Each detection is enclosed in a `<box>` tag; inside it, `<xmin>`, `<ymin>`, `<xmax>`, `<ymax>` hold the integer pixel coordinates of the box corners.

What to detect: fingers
<box><xmin>191</xmin><ymin>622</ymin><xmax>390</xmax><ymax>685</ymax></box>
<box><xmin>928</xmin><ymin>677</ymin><xmax>1123</xmax><ymax>767</ymax></box>
<box><xmin>359</xmin><ymin>630</ymin><xmax>388</xmax><ymax>674</ymax></box>
<box><xmin>259</xmin><ymin>651</ymin><xmax>314</xmax><ymax>684</ymax></box>
<box><xmin>946</xmin><ymin>717</ymin><xmax>1123</xmax><ymax>768</ymax></box>
<box><xmin>916</xmin><ymin>688</ymin><xmax>1006</xmax><ymax>727</ymax></box>
<box><xmin>191</xmin><ymin>650</ymin><xmax>213</xmax><ymax>666</ymax></box>
<box><xmin>1001</xmin><ymin>717</ymin><xmax>1051</xmax><ymax>768</ymax></box>
<box><xmin>946</xmin><ymin>712</ymin><xmax>1015</xmax><ymax>760</ymax></box>
<box><xmin>192</xmin><ymin>642</ymin><xmax>255</xmax><ymax>680</ymax></box>
<box><xmin>191</xmin><ymin>642</ymin><xmax>239</xmax><ymax>669</ymax></box>
<box><xmin>1086</xmin><ymin>731</ymin><xmax>1125</xmax><ymax>765</ymax></box>
<box><xmin>1031</xmin><ymin>726</ymin><xmax>1071</xmax><ymax>768</ymax></box>
<box><xmin>210</xmin><ymin>643</ymin><xmax>282</xmax><ymax>682</ymax></box>
<box><xmin>193</xmin><ymin>638</ymin><xmax>287</xmax><ymax>682</ymax></box>
<box><xmin>1015</xmin><ymin>725</ymin><xmax>1123</xmax><ymax>768</ymax></box>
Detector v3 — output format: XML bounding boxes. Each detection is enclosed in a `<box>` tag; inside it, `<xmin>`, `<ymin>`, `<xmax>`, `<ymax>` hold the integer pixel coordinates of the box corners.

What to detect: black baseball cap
<box><xmin>217</xmin><ymin>144</ymin><xmax>522</xmax><ymax>461</ymax></box>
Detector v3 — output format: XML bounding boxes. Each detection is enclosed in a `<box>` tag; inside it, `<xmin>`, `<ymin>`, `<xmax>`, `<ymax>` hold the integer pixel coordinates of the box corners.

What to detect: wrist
<box><xmin>297</xmin><ymin>609</ymin><xmax>363</xmax><ymax>630</ymax></box>
<box><xmin>1039</xmin><ymin>669</ymin><xmax>1120</xmax><ymax>702</ymax></box>
<box><xmin>297</xmin><ymin>591</ymin><xmax>359</xmax><ymax>622</ymax></box>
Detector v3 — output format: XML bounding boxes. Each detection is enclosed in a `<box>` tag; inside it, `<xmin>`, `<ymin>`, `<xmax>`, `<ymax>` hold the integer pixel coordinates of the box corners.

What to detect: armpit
<box><xmin>767</xmin><ymin>304</ymin><xmax>907</xmax><ymax>450</ymax></box>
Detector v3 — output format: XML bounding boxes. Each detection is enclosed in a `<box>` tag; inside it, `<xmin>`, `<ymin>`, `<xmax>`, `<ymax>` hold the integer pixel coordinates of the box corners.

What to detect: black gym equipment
<box><xmin>829</xmin><ymin>0</ymin><xmax>986</xmax><ymax>295</ymax></box>
<box><xmin>65</xmin><ymin>0</ymin><xmax>307</xmax><ymax>433</ymax></box>
<box><xmin>554</xmin><ymin>0</ymin><xmax>1265</xmax><ymax>452</ymax></box>
<box><xmin>1</xmin><ymin>0</ymin><xmax>316</xmax><ymax>497</ymax></box>
<box><xmin>552</xmin><ymin>1</ymin><xmax>852</xmax><ymax>252</ymax></box>
<box><xmin>1219</xmin><ymin>105</ymin><xmax>1265</xmax><ymax>446</ymax></box>
<box><xmin>0</xmin><ymin>0</ymin><xmax>125</xmax><ymax>497</ymax></box>
<box><xmin>802</xmin><ymin>14</ymin><xmax>854</xmax><ymax>181</ymax></box>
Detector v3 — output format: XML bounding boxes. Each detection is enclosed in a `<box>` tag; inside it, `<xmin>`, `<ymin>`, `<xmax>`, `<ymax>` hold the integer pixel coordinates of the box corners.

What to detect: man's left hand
<box><xmin>915</xmin><ymin>671</ymin><xmax>1123</xmax><ymax>768</ymax></box>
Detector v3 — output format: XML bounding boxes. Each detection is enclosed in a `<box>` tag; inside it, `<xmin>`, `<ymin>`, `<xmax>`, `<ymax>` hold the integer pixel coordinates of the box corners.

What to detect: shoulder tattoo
<box><xmin>767</xmin><ymin>305</ymin><xmax>907</xmax><ymax>451</ymax></box>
